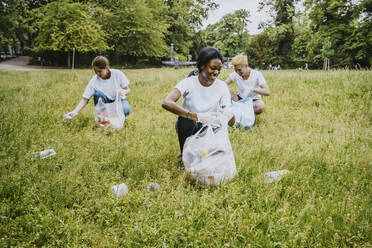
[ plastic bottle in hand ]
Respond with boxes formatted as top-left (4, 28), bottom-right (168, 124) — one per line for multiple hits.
top-left (264, 170), bottom-right (290, 183)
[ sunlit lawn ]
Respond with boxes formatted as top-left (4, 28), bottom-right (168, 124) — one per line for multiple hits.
top-left (0, 68), bottom-right (371, 247)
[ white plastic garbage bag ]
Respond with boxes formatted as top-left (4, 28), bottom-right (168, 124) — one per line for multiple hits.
top-left (230, 97), bottom-right (255, 130)
top-left (182, 115), bottom-right (237, 186)
top-left (94, 92), bottom-right (125, 130)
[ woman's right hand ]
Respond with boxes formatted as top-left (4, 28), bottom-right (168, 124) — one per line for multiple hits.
top-left (63, 111), bottom-right (78, 121)
top-left (63, 99), bottom-right (88, 122)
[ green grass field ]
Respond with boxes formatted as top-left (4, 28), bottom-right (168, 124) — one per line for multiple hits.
top-left (0, 68), bottom-right (371, 247)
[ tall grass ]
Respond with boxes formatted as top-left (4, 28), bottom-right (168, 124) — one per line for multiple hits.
top-left (0, 68), bottom-right (371, 247)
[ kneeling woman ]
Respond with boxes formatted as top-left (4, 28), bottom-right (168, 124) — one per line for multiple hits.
top-left (162, 47), bottom-right (234, 156)
top-left (64, 56), bottom-right (131, 121)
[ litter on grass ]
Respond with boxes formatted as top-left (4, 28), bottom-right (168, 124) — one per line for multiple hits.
top-left (111, 183), bottom-right (128, 198)
top-left (32, 149), bottom-right (56, 159)
top-left (147, 182), bottom-right (160, 193)
top-left (264, 170), bottom-right (290, 183)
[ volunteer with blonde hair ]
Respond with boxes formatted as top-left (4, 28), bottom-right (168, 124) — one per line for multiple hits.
top-left (63, 56), bottom-right (131, 121)
top-left (225, 54), bottom-right (270, 114)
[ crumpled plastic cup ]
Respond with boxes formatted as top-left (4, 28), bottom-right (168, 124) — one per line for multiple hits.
top-left (111, 183), bottom-right (128, 198)
top-left (147, 182), bottom-right (160, 193)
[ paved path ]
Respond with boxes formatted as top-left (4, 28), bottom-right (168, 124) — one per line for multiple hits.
top-left (0, 56), bottom-right (64, 71)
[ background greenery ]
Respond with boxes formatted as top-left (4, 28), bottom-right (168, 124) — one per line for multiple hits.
top-left (1, 0), bottom-right (371, 68)
top-left (0, 68), bottom-right (371, 247)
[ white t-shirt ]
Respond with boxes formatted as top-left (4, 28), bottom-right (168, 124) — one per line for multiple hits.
top-left (175, 76), bottom-right (231, 113)
top-left (82, 69), bottom-right (130, 100)
top-left (228, 69), bottom-right (267, 100)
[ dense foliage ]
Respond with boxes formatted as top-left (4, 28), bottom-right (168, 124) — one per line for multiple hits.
top-left (1, 0), bottom-right (370, 68)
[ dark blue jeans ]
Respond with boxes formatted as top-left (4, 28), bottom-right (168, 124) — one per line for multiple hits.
top-left (93, 91), bottom-right (130, 116)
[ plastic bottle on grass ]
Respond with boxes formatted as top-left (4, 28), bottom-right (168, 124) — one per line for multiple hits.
top-left (264, 170), bottom-right (290, 183)
top-left (111, 183), bottom-right (128, 198)
top-left (33, 149), bottom-right (56, 159)
top-left (147, 182), bottom-right (160, 193)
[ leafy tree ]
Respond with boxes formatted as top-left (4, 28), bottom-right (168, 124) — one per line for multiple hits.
top-left (321, 37), bottom-right (334, 69)
top-left (27, 0), bottom-right (56, 9)
top-left (304, 0), bottom-right (358, 67)
top-left (202, 23), bottom-right (218, 47)
top-left (291, 11), bottom-right (312, 67)
top-left (343, 0), bottom-right (372, 67)
top-left (0, 0), bottom-right (28, 51)
top-left (164, 0), bottom-right (218, 57)
top-left (246, 32), bottom-right (272, 68)
top-left (258, 0), bottom-right (299, 67)
top-left (32, 0), bottom-right (109, 66)
top-left (259, 0), bottom-right (298, 26)
top-left (189, 30), bottom-right (208, 60)
top-left (86, 0), bottom-right (169, 62)
top-left (204, 9), bottom-right (251, 58)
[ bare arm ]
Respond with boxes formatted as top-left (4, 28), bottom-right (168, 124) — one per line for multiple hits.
top-left (253, 84), bottom-right (270, 96)
top-left (64, 98), bottom-right (89, 120)
top-left (225, 77), bottom-right (233, 85)
top-left (122, 86), bottom-right (130, 95)
top-left (161, 88), bottom-right (198, 121)
top-left (72, 98), bottom-right (89, 114)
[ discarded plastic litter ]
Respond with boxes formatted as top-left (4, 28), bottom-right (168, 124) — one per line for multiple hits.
top-left (264, 170), bottom-right (290, 183)
top-left (147, 182), bottom-right (160, 193)
top-left (33, 149), bottom-right (56, 159)
top-left (111, 183), bottom-right (128, 198)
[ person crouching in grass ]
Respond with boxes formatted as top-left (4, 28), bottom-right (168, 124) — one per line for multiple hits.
top-left (162, 47), bottom-right (235, 157)
top-left (225, 53), bottom-right (270, 114)
top-left (63, 56), bottom-right (131, 121)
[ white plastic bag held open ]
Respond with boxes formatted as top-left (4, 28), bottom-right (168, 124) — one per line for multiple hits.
top-left (230, 97), bottom-right (255, 130)
top-left (182, 115), bottom-right (237, 186)
top-left (94, 91), bottom-right (125, 130)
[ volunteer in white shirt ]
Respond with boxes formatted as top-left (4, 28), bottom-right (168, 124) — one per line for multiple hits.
top-left (63, 56), bottom-right (131, 121)
top-left (225, 54), bottom-right (270, 114)
top-left (162, 47), bottom-right (234, 156)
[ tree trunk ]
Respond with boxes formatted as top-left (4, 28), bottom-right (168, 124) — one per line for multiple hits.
top-left (323, 57), bottom-right (329, 70)
top-left (67, 51), bottom-right (71, 67)
top-left (328, 58), bottom-right (330, 70)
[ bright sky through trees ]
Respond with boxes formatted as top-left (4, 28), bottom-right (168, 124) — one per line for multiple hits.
top-left (203, 0), bottom-right (304, 34)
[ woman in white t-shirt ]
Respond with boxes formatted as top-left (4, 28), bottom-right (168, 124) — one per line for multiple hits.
top-left (162, 47), bottom-right (234, 156)
top-left (225, 54), bottom-right (270, 114)
top-left (63, 56), bottom-right (131, 121)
